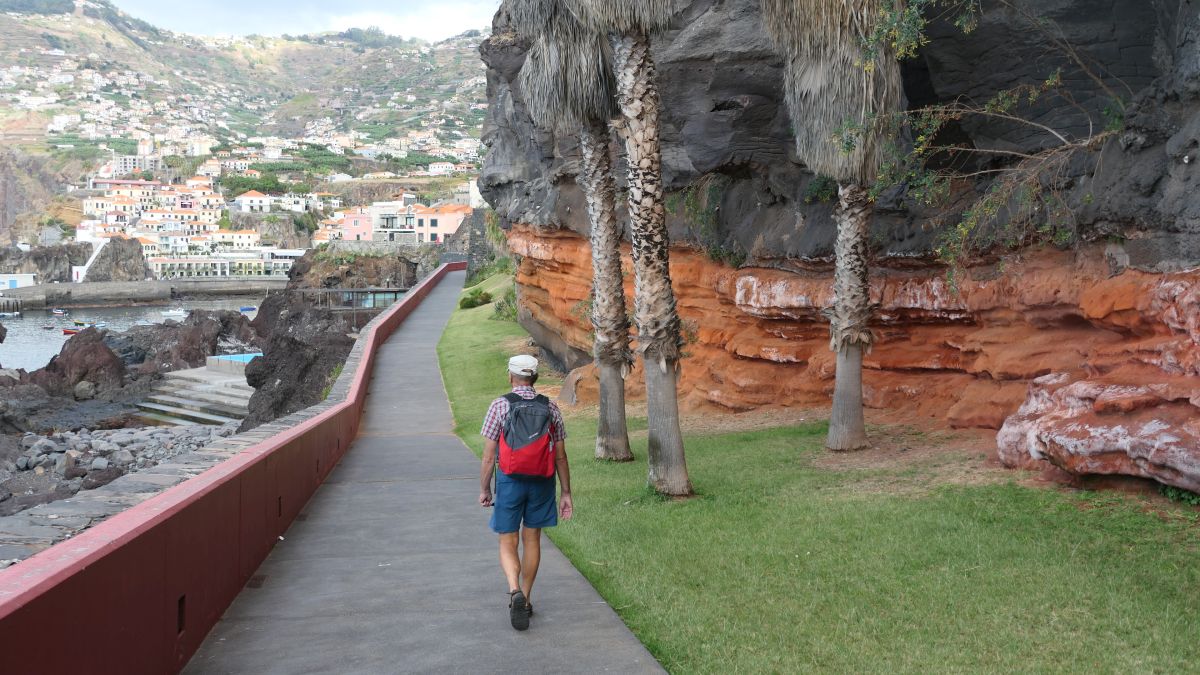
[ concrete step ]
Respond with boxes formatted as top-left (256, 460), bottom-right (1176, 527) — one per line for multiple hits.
top-left (147, 394), bottom-right (247, 419)
top-left (157, 381), bottom-right (253, 401)
top-left (135, 402), bottom-right (240, 426)
top-left (163, 370), bottom-right (255, 393)
top-left (154, 384), bottom-right (253, 406)
top-left (135, 412), bottom-right (195, 427)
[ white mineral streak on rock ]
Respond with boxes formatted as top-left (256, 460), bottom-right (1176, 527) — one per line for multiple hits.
top-left (997, 375), bottom-right (1200, 492)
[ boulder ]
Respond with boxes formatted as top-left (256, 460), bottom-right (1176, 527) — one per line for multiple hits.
top-left (73, 380), bottom-right (97, 401)
top-left (81, 236), bottom-right (150, 282)
top-left (111, 449), bottom-right (134, 466)
top-left (104, 310), bottom-right (261, 376)
top-left (89, 457), bottom-right (109, 472)
top-left (998, 374), bottom-right (1200, 493)
top-left (27, 328), bottom-right (126, 397)
top-left (240, 303), bottom-right (354, 431)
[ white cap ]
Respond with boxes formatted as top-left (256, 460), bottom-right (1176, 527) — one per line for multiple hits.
top-left (508, 354), bottom-right (538, 377)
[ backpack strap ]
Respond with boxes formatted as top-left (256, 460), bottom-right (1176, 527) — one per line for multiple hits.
top-left (534, 395), bottom-right (549, 405)
top-left (503, 392), bottom-right (522, 404)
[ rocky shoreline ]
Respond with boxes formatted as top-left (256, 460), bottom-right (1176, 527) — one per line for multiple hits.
top-left (0, 423), bottom-right (237, 518)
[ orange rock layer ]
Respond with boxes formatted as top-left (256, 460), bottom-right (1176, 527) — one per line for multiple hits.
top-left (508, 225), bottom-right (1200, 484)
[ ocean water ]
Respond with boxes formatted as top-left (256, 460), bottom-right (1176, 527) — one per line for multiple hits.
top-left (0, 298), bottom-right (263, 372)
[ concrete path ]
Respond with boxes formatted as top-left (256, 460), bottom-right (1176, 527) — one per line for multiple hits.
top-left (186, 271), bottom-right (662, 674)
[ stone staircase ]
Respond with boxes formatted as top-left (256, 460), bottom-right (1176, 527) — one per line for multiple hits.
top-left (136, 367), bottom-right (254, 427)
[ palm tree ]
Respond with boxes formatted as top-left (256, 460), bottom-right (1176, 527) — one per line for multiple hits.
top-left (511, 0), bottom-right (635, 461)
top-left (564, 0), bottom-right (692, 495)
top-left (760, 0), bottom-right (903, 451)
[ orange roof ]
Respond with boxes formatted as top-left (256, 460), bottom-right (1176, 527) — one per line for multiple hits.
top-left (136, 237), bottom-right (157, 245)
top-left (238, 190), bottom-right (267, 198)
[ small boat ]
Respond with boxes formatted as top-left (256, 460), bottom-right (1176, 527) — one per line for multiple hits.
top-left (51, 308), bottom-right (67, 315)
top-left (93, 322), bottom-right (107, 329)
top-left (239, 306), bottom-right (257, 312)
top-left (73, 320), bottom-right (90, 326)
top-left (160, 308), bottom-right (188, 318)
top-left (0, 311), bottom-right (18, 318)
top-left (42, 324), bottom-right (55, 330)
top-left (62, 328), bottom-right (79, 335)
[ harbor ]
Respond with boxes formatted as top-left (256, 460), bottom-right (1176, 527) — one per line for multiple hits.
top-left (0, 298), bottom-right (263, 371)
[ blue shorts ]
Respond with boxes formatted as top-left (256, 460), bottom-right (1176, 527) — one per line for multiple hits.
top-left (490, 472), bottom-right (558, 534)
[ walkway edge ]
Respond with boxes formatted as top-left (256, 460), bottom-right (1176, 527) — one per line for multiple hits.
top-left (0, 262), bottom-right (467, 675)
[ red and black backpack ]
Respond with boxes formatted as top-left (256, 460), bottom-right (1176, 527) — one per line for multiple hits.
top-left (498, 393), bottom-right (556, 479)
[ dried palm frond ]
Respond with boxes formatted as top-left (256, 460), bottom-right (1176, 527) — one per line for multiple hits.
top-left (760, 0), bottom-right (903, 185)
top-left (506, 0), bottom-right (557, 40)
top-left (518, 1), bottom-right (618, 130)
top-left (563, 0), bottom-right (677, 35)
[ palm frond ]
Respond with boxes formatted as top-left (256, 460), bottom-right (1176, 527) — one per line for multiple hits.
top-left (564, 0), bottom-right (677, 34)
top-left (760, 0), bottom-right (903, 185)
top-left (518, 1), bottom-right (618, 129)
top-left (506, 0), bottom-right (557, 39)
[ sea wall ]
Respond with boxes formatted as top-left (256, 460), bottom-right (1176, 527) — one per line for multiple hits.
top-left (5, 278), bottom-right (288, 309)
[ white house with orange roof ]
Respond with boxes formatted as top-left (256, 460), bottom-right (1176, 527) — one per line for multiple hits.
top-left (235, 190), bottom-right (274, 213)
top-left (136, 237), bottom-right (159, 256)
top-left (186, 175), bottom-right (214, 189)
top-left (212, 229), bottom-right (262, 248)
top-left (196, 159), bottom-right (223, 177)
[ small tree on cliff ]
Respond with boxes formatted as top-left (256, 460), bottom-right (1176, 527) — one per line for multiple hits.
top-left (511, 0), bottom-right (636, 462)
top-left (760, 0), bottom-right (903, 451)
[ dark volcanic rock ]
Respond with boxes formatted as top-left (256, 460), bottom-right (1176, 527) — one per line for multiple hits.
top-left (104, 310), bottom-right (260, 375)
top-left (0, 243), bottom-right (92, 283)
top-left (240, 304), bottom-right (354, 431)
top-left (82, 236), bottom-right (150, 282)
top-left (480, 0), bottom-right (1200, 270)
top-left (27, 328), bottom-right (125, 397)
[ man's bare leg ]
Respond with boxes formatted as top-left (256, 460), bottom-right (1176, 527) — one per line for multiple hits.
top-left (499, 532), bottom-right (521, 593)
top-left (520, 527), bottom-right (542, 606)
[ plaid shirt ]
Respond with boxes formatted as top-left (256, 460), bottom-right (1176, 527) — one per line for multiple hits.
top-left (481, 385), bottom-right (566, 443)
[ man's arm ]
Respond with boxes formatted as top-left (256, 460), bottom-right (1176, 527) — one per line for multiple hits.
top-left (480, 438), bottom-right (497, 507)
top-left (555, 440), bottom-right (572, 520)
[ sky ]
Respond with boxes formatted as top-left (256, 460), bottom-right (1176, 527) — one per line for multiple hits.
top-left (109, 0), bottom-right (501, 42)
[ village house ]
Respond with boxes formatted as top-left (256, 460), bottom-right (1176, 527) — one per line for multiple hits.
top-left (212, 229), bottom-right (262, 248)
top-left (235, 190), bottom-right (274, 213)
top-left (412, 203), bottom-right (472, 244)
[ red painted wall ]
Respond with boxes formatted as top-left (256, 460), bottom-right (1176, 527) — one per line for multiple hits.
top-left (0, 262), bottom-right (466, 674)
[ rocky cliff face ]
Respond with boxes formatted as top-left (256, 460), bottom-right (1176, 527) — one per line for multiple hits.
top-left (0, 243), bottom-right (92, 283)
top-left (83, 237), bottom-right (150, 282)
top-left (480, 1), bottom-right (1200, 490)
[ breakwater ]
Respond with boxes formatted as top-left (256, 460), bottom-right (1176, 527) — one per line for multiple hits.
top-left (5, 278), bottom-right (289, 309)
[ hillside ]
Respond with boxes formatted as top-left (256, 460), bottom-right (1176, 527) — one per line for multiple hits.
top-left (0, 0), bottom-right (488, 144)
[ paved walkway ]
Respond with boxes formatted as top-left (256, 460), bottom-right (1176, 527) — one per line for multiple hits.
top-left (186, 271), bottom-right (662, 674)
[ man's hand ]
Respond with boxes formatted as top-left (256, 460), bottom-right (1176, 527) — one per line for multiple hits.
top-left (479, 490), bottom-right (493, 507)
top-left (559, 492), bottom-right (573, 520)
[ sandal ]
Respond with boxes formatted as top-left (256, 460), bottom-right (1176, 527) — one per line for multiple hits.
top-left (509, 590), bottom-right (530, 631)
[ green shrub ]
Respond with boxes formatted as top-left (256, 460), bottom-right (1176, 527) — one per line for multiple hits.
top-left (1160, 485), bottom-right (1200, 506)
top-left (459, 288), bottom-right (493, 309)
top-left (491, 285), bottom-right (518, 321)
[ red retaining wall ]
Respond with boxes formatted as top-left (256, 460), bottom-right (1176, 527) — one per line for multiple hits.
top-left (0, 262), bottom-right (466, 674)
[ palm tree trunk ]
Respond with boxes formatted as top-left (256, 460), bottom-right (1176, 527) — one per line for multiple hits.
top-left (610, 30), bottom-right (692, 495)
top-left (579, 120), bottom-right (634, 462)
top-left (826, 182), bottom-right (872, 451)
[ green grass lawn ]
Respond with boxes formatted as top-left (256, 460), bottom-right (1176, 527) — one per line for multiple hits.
top-left (438, 275), bottom-right (1200, 673)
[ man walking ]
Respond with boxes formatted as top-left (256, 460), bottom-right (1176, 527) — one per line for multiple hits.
top-left (479, 354), bottom-right (573, 631)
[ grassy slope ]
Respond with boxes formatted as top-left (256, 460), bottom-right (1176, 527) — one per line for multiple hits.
top-left (438, 275), bottom-right (1200, 673)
